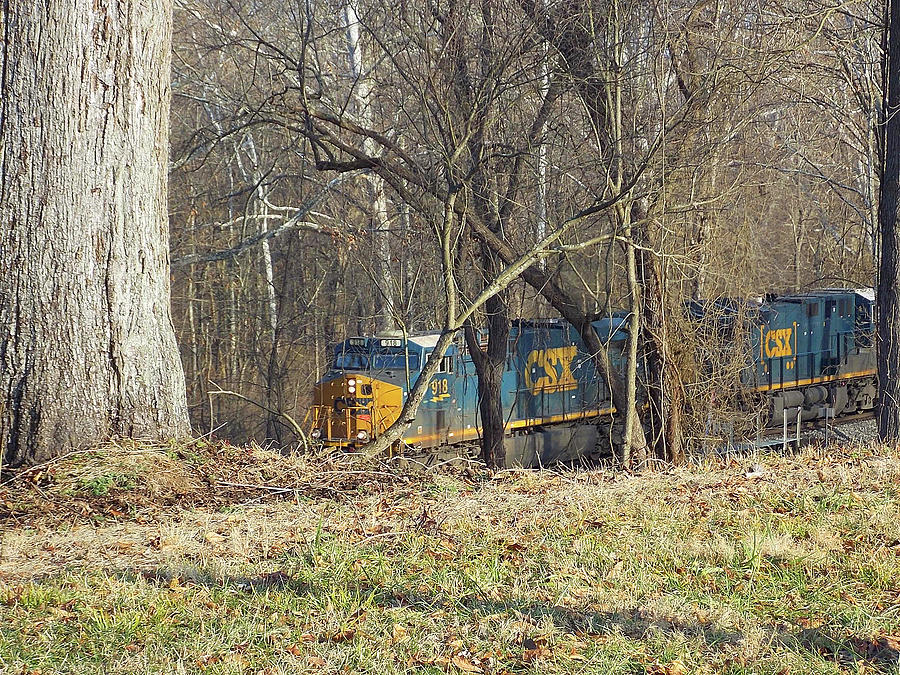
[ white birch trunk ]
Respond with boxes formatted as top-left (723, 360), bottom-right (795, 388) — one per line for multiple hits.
top-left (343, 0), bottom-right (396, 333)
top-left (536, 45), bottom-right (550, 268)
top-left (238, 134), bottom-right (279, 346)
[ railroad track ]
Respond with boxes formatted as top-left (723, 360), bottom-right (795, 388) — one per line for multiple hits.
top-left (394, 412), bottom-right (879, 468)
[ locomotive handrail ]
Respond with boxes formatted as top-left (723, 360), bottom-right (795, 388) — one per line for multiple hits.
top-left (764, 335), bottom-right (862, 388)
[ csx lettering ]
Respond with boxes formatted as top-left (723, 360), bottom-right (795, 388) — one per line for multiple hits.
top-left (765, 328), bottom-right (793, 358)
top-left (524, 345), bottom-right (578, 394)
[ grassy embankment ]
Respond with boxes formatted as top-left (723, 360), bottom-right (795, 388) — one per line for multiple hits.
top-left (1, 441), bottom-right (899, 674)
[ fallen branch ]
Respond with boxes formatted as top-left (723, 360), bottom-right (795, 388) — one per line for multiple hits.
top-left (215, 480), bottom-right (296, 494)
top-left (207, 384), bottom-right (309, 448)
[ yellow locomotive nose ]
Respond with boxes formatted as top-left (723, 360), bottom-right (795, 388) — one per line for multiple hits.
top-left (308, 374), bottom-right (403, 447)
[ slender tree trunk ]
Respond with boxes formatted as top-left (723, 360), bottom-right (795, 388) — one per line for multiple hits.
top-left (0, 0), bottom-right (190, 466)
top-left (610, 2), bottom-right (647, 466)
top-left (187, 212), bottom-right (201, 395)
top-left (440, 0), bottom-right (511, 467)
top-left (635, 221), bottom-right (684, 464)
top-left (343, 0), bottom-right (396, 333)
top-left (878, 0), bottom-right (900, 441)
top-left (226, 167), bottom-right (240, 384)
top-left (466, 199), bottom-right (510, 467)
top-left (536, 43), bottom-right (550, 267)
top-left (464, 289), bottom-right (509, 468)
top-left (623, 223), bottom-right (641, 466)
top-left (236, 133), bottom-right (282, 440)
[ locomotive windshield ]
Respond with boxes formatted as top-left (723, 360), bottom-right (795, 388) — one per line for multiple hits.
top-left (334, 350), bottom-right (419, 372)
top-left (373, 353), bottom-right (419, 371)
top-left (334, 351), bottom-right (368, 370)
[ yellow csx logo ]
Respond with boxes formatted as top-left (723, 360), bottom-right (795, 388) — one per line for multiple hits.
top-left (524, 345), bottom-right (578, 395)
top-left (765, 327), bottom-right (793, 358)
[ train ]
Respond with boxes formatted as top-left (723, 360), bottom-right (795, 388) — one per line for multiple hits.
top-left (307, 288), bottom-right (877, 465)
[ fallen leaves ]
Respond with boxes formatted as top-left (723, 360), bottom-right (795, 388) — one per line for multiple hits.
top-left (391, 623), bottom-right (409, 644)
top-left (452, 654), bottom-right (483, 672)
top-left (196, 646), bottom-right (250, 670)
top-left (203, 530), bottom-right (227, 544)
top-left (881, 635), bottom-right (900, 651)
top-left (325, 628), bottom-right (356, 643)
top-left (647, 659), bottom-right (688, 675)
top-left (849, 634), bottom-right (900, 662)
top-left (48, 606), bottom-right (76, 622)
top-left (521, 636), bottom-right (552, 663)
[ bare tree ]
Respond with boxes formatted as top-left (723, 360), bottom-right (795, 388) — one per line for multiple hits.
top-left (163, 0), bottom-right (885, 457)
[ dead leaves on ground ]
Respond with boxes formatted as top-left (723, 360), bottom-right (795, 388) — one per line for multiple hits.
top-left (646, 660), bottom-right (688, 675)
top-left (409, 632), bottom-right (558, 673)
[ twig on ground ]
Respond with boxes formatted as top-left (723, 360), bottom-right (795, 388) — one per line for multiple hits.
top-left (215, 480), bottom-right (296, 494)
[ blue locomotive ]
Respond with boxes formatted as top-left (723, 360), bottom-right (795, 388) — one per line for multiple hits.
top-left (746, 289), bottom-right (876, 424)
top-left (308, 289), bottom-right (876, 465)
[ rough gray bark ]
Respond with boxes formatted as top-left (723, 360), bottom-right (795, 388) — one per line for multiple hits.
top-left (878, 0), bottom-right (900, 441)
top-left (0, 0), bottom-right (190, 466)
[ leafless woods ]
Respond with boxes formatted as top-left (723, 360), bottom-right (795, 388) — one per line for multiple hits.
top-left (167, 0), bottom-right (881, 459)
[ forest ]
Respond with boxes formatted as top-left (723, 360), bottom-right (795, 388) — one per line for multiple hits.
top-left (166, 0), bottom-right (881, 458)
top-left (0, 0), bottom-right (890, 469)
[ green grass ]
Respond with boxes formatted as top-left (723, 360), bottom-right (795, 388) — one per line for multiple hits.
top-left (2, 445), bottom-right (900, 674)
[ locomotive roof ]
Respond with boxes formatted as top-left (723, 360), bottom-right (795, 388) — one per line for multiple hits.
top-left (406, 333), bottom-right (441, 349)
top-left (347, 332), bottom-right (448, 350)
top-left (773, 288), bottom-right (873, 302)
top-left (366, 316), bottom-right (631, 348)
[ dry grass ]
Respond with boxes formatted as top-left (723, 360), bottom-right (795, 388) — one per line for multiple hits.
top-left (1, 441), bottom-right (900, 674)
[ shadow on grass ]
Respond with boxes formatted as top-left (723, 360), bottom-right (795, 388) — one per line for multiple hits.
top-left (127, 566), bottom-right (900, 672)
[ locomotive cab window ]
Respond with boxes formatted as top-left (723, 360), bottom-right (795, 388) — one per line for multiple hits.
top-left (806, 303), bottom-right (819, 317)
top-left (439, 356), bottom-right (454, 373)
top-left (366, 352), bottom-right (420, 371)
top-left (335, 351), bottom-right (369, 370)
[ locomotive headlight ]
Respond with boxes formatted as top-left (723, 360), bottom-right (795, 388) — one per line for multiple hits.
top-left (311, 429), bottom-right (321, 439)
top-left (348, 385), bottom-right (356, 394)
top-left (356, 430), bottom-right (369, 441)
top-left (348, 378), bottom-right (356, 387)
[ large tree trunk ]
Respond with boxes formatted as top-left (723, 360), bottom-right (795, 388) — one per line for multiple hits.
top-left (878, 0), bottom-right (900, 441)
top-left (0, 0), bottom-right (190, 466)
